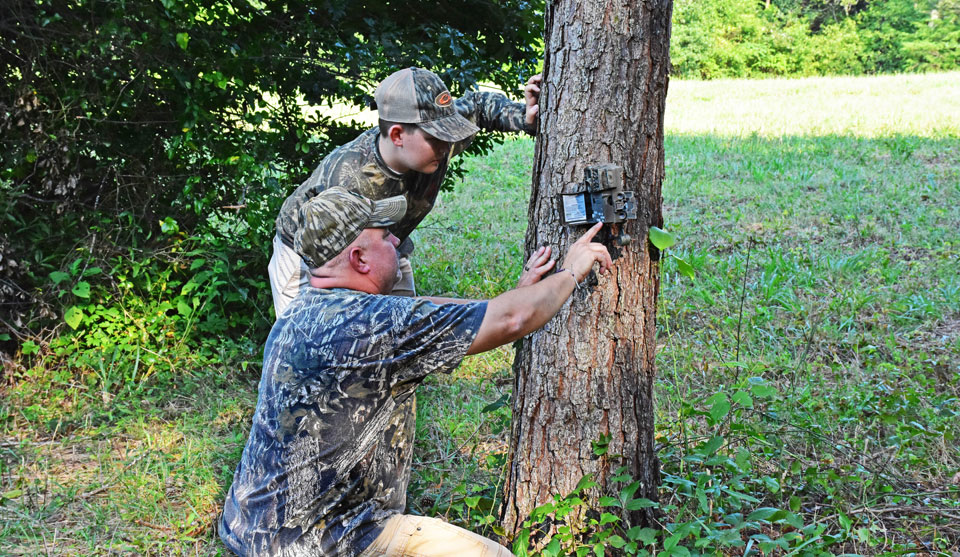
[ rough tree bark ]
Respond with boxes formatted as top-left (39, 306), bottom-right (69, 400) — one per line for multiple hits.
top-left (502, 0), bottom-right (673, 536)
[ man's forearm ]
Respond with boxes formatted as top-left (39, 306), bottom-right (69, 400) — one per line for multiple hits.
top-left (417, 296), bottom-right (475, 305)
top-left (466, 271), bottom-right (577, 355)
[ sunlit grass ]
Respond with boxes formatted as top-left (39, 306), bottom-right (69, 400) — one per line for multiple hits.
top-left (666, 71), bottom-right (960, 138)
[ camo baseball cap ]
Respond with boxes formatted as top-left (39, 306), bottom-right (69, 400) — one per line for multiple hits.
top-left (294, 187), bottom-right (407, 269)
top-left (375, 67), bottom-right (480, 143)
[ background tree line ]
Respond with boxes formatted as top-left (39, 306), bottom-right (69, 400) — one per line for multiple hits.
top-left (1, 0), bottom-right (958, 360)
top-left (672, 0), bottom-right (960, 78)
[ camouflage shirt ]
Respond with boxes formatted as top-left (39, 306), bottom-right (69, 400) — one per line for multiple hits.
top-left (219, 288), bottom-right (486, 556)
top-left (276, 91), bottom-right (533, 252)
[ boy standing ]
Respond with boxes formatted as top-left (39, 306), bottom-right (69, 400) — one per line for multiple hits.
top-left (269, 67), bottom-right (541, 315)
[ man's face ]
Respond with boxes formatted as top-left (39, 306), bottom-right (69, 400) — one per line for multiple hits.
top-left (401, 127), bottom-right (450, 174)
top-left (359, 228), bottom-right (402, 294)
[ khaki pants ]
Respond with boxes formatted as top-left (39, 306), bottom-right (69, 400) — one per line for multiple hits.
top-left (359, 515), bottom-right (511, 557)
top-left (268, 234), bottom-right (416, 318)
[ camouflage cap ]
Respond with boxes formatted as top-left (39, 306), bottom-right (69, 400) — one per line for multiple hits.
top-left (295, 187), bottom-right (407, 269)
top-left (375, 67), bottom-right (480, 143)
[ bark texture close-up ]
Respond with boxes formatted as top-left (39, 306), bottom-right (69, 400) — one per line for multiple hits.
top-left (502, 0), bottom-right (674, 535)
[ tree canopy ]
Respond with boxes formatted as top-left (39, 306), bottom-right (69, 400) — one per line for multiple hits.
top-left (0, 0), bottom-right (544, 339)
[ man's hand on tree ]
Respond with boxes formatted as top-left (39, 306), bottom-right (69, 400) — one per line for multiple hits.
top-left (517, 245), bottom-right (555, 288)
top-left (560, 222), bottom-right (613, 283)
top-left (524, 74), bottom-right (543, 126)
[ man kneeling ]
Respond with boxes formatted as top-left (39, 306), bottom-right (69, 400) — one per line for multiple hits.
top-left (220, 187), bottom-right (612, 556)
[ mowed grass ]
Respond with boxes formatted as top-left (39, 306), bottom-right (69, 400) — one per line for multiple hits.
top-left (1, 71), bottom-right (958, 554)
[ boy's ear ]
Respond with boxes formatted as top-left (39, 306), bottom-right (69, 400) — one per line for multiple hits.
top-left (388, 124), bottom-right (405, 147)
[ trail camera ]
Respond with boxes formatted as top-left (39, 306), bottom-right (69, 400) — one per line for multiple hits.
top-left (559, 164), bottom-right (637, 226)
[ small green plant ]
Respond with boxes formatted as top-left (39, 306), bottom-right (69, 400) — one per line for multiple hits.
top-left (649, 226), bottom-right (695, 279)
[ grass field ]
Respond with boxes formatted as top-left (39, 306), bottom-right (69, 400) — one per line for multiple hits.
top-left (2, 71), bottom-right (959, 554)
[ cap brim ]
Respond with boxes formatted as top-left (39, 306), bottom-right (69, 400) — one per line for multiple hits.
top-left (419, 113), bottom-right (480, 143)
top-left (366, 195), bottom-right (407, 227)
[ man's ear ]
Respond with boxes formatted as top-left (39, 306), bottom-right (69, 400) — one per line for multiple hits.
top-left (347, 246), bottom-right (370, 274)
top-left (388, 124), bottom-right (405, 147)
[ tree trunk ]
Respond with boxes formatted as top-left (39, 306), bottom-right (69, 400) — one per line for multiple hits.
top-left (502, 0), bottom-right (672, 537)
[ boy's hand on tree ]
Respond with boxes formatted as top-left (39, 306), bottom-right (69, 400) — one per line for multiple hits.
top-left (524, 74), bottom-right (543, 125)
top-left (561, 222), bottom-right (613, 282)
top-left (517, 245), bottom-right (555, 288)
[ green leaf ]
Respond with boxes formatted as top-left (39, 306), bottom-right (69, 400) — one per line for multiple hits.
top-left (608, 535), bottom-right (626, 549)
top-left (721, 487), bottom-right (761, 503)
top-left (160, 217), bottom-right (180, 235)
top-left (49, 271), bottom-right (70, 285)
top-left (750, 383), bottom-right (778, 398)
top-left (663, 532), bottom-right (682, 552)
top-left (177, 300), bottom-right (192, 316)
top-left (709, 394), bottom-right (731, 422)
top-left (784, 511), bottom-right (804, 529)
top-left (649, 226), bottom-right (676, 250)
top-left (21, 340), bottom-right (39, 355)
top-left (1, 489), bottom-right (23, 500)
top-left (82, 266), bottom-right (103, 277)
top-left (625, 497), bottom-right (657, 510)
top-left (701, 435), bottom-right (724, 455)
top-left (64, 306), bottom-right (84, 329)
top-left (747, 507), bottom-right (780, 522)
top-left (627, 526), bottom-right (658, 545)
top-left (599, 496), bottom-right (622, 508)
top-left (512, 529), bottom-right (530, 557)
top-left (574, 474), bottom-right (598, 493)
top-left (600, 512), bottom-right (620, 525)
top-left (176, 32), bottom-right (190, 50)
top-left (732, 390), bottom-right (754, 408)
top-left (673, 255), bottom-right (695, 278)
top-left (762, 476), bottom-right (780, 493)
top-left (190, 258), bottom-right (206, 271)
top-left (71, 281), bottom-right (91, 298)
top-left (789, 495), bottom-right (801, 512)
top-left (481, 393), bottom-right (509, 413)
top-left (464, 496), bottom-right (480, 509)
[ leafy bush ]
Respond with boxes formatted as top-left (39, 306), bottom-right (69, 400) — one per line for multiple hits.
top-left (0, 0), bottom-right (544, 356)
top-left (7, 212), bottom-right (271, 425)
top-left (670, 0), bottom-right (960, 78)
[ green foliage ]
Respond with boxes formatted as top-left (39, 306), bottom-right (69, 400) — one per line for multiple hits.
top-left (671, 0), bottom-right (960, 78)
top-left (0, 0), bottom-right (543, 337)
top-left (649, 227), bottom-right (695, 279)
top-left (9, 215), bottom-right (269, 425)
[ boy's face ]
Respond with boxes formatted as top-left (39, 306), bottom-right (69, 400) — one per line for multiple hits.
top-left (399, 126), bottom-right (450, 174)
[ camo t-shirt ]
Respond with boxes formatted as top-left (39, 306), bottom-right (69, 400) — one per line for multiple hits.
top-left (219, 288), bottom-right (486, 556)
top-left (275, 91), bottom-right (533, 252)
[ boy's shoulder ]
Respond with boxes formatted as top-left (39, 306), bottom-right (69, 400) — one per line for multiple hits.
top-left (320, 127), bottom-right (379, 168)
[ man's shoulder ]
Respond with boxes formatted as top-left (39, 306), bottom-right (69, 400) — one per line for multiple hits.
top-left (283, 289), bottom-right (417, 325)
top-left (282, 290), bottom-right (482, 333)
